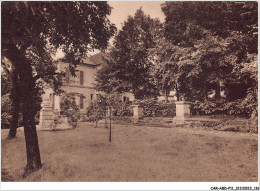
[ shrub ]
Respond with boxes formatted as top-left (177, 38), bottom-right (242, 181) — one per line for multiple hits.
top-left (1, 94), bottom-right (12, 128)
top-left (1, 94), bottom-right (23, 129)
top-left (108, 99), bottom-right (175, 117)
top-left (191, 97), bottom-right (257, 118)
top-left (137, 99), bottom-right (176, 117)
top-left (112, 103), bottom-right (133, 117)
top-left (119, 109), bottom-right (132, 116)
top-left (85, 101), bottom-right (106, 120)
top-left (60, 92), bottom-right (80, 127)
top-left (82, 116), bottom-right (97, 122)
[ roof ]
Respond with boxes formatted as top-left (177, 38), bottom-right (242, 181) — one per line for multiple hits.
top-left (87, 52), bottom-right (109, 66)
top-left (56, 52), bottom-right (108, 66)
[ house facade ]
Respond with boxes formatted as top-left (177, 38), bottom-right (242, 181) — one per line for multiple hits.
top-left (42, 53), bottom-right (134, 115)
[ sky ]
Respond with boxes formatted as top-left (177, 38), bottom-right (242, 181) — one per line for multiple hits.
top-left (108, 1), bottom-right (165, 30)
top-left (55, 1), bottom-right (165, 59)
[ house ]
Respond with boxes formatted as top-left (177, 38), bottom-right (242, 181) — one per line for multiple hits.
top-left (157, 90), bottom-right (178, 101)
top-left (42, 52), bottom-right (134, 115)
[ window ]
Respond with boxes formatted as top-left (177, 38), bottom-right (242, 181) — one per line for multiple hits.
top-left (80, 95), bottom-right (84, 109)
top-left (90, 94), bottom-right (93, 100)
top-left (80, 71), bottom-right (84, 85)
top-left (65, 68), bottom-right (70, 84)
top-left (69, 70), bottom-right (80, 85)
top-left (65, 69), bottom-right (84, 86)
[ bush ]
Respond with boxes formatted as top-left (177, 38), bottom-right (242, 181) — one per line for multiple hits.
top-left (108, 99), bottom-right (175, 117)
top-left (215, 115), bottom-right (258, 133)
top-left (119, 109), bottom-right (132, 116)
top-left (81, 116), bottom-right (97, 122)
top-left (137, 99), bottom-right (176, 117)
top-left (191, 100), bottom-right (225, 115)
top-left (60, 92), bottom-right (80, 127)
top-left (86, 101), bottom-right (106, 120)
top-left (191, 97), bottom-right (257, 118)
top-left (1, 94), bottom-right (23, 129)
top-left (112, 103), bottom-right (133, 117)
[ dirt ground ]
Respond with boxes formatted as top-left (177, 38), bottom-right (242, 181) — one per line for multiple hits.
top-left (1, 122), bottom-right (258, 182)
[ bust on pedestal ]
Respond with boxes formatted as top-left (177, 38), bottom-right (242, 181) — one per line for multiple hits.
top-left (39, 99), bottom-right (55, 129)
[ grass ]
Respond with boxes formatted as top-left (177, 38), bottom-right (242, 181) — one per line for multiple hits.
top-left (112, 115), bottom-right (258, 133)
top-left (1, 121), bottom-right (258, 182)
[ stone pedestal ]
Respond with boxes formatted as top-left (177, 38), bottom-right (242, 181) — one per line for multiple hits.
top-left (39, 99), bottom-right (55, 129)
top-left (174, 100), bottom-right (191, 121)
top-left (132, 105), bottom-right (144, 122)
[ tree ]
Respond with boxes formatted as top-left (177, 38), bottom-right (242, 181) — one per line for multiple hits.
top-left (162, 1), bottom-right (257, 50)
top-left (182, 31), bottom-right (233, 101)
top-left (85, 95), bottom-right (107, 128)
top-left (161, 1), bottom-right (257, 102)
top-left (96, 8), bottom-right (162, 99)
top-left (95, 54), bottom-right (132, 95)
top-left (158, 1), bottom-right (257, 117)
top-left (149, 39), bottom-right (193, 101)
top-left (1, 2), bottom-right (116, 174)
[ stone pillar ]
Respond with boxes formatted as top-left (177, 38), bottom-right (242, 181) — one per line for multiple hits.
top-left (39, 99), bottom-right (55, 129)
top-left (132, 105), bottom-right (144, 122)
top-left (54, 95), bottom-right (61, 112)
top-left (174, 100), bottom-right (191, 121)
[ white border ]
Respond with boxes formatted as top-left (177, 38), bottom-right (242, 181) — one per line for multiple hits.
top-left (1, 0), bottom-right (259, 190)
top-left (1, 182), bottom-right (260, 190)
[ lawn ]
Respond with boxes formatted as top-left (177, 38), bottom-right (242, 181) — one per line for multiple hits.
top-left (1, 122), bottom-right (258, 182)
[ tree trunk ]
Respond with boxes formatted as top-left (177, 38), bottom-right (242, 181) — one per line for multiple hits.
top-left (105, 107), bottom-right (108, 128)
top-left (20, 63), bottom-right (42, 174)
top-left (175, 84), bottom-right (180, 101)
top-left (8, 69), bottom-right (20, 139)
top-left (23, 120), bottom-right (42, 173)
top-left (109, 106), bottom-right (112, 143)
top-left (5, 45), bottom-right (42, 174)
top-left (21, 72), bottom-right (41, 173)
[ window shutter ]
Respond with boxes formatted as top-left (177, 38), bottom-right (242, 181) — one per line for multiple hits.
top-left (80, 95), bottom-right (84, 109)
top-left (80, 71), bottom-right (84, 85)
top-left (65, 68), bottom-right (70, 84)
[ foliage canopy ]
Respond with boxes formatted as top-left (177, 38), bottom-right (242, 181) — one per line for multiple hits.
top-left (1, 1), bottom-right (116, 172)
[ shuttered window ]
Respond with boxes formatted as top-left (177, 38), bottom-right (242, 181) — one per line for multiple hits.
top-left (80, 95), bottom-right (84, 109)
top-left (80, 71), bottom-right (84, 85)
top-left (65, 68), bottom-right (70, 84)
